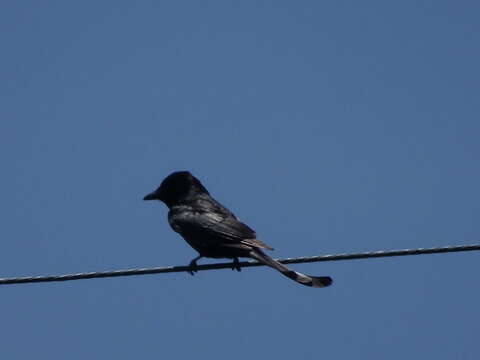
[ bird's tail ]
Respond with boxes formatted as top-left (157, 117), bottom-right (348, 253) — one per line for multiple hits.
top-left (249, 249), bottom-right (332, 288)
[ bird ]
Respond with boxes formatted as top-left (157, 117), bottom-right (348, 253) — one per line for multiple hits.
top-left (143, 171), bottom-right (332, 288)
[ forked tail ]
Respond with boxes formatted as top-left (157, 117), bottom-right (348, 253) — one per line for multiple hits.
top-left (249, 249), bottom-right (332, 288)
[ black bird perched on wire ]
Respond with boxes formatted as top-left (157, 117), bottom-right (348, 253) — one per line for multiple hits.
top-left (143, 171), bottom-right (332, 288)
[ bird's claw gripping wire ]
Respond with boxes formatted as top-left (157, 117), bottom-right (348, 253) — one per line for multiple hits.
top-left (231, 257), bottom-right (242, 272)
top-left (188, 261), bottom-right (198, 275)
top-left (188, 256), bottom-right (241, 275)
top-left (188, 255), bottom-right (203, 275)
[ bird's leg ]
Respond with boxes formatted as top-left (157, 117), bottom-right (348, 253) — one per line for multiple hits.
top-left (188, 255), bottom-right (203, 276)
top-left (231, 257), bottom-right (242, 272)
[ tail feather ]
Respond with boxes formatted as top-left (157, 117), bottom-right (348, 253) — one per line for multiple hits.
top-left (249, 249), bottom-right (332, 288)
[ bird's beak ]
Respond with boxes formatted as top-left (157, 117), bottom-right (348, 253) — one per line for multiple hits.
top-left (143, 191), bottom-right (158, 201)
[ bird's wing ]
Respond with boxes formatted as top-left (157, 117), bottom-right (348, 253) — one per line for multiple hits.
top-left (242, 237), bottom-right (274, 250)
top-left (206, 212), bottom-right (273, 250)
top-left (171, 200), bottom-right (274, 250)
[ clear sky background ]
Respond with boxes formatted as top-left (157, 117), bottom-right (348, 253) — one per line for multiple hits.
top-left (1, 1), bottom-right (479, 359)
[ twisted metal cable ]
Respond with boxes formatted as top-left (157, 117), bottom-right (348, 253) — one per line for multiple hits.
top-left (1, 243), bottom-right (478, 285)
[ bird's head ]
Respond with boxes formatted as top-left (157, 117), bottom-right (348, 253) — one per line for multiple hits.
top-left (143, 171), bottom-right (208, 207)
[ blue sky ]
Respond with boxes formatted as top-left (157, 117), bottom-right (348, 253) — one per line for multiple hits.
top-left (1, 1), bottom-right (479, 359)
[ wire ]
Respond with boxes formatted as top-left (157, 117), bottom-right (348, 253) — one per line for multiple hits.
top-left (1, 243), bottom-right (478, 285)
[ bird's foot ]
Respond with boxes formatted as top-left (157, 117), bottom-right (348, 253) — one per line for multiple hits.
top-left (188, 260), bottom-right (199, 276)
top-left (231, 257), bottom-right (242, 272)
top-left (188, 255), bottom-right (203, 276)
